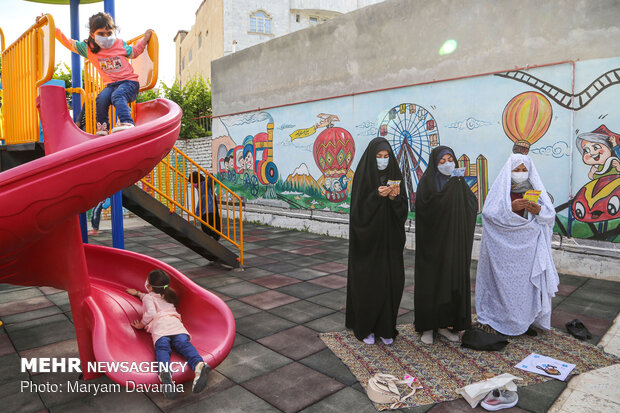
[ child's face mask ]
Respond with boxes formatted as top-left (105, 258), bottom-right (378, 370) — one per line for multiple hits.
top-left (94, 34), bottom-right (116, 49)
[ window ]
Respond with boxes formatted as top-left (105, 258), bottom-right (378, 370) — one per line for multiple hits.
top-left (182, 57), bottom-right (185, 70)
top-left (189, 48), bottom-right (193, 61)
top-left (198, 33), bottom-right (202, 48)
top-left (296, 14), bottom-right (300, 23)
top-left (309, 16), bottom-right (318, 24)
top-left (250, 10), bottom-right (271, 34)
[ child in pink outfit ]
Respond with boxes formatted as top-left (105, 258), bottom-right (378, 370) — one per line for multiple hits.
top-left (56, 12), bottom-right (152, 135)
top-left (127, 269), bottom-right (209, 399)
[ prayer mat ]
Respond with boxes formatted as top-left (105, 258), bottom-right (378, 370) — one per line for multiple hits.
top-left (320, 323), bottom-right (619, 410)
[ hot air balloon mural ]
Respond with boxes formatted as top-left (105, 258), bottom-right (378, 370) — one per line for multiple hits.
top-left (290, 114), bottom-right (355, 203)
top-left (502, 91), bottom-right (553, 154)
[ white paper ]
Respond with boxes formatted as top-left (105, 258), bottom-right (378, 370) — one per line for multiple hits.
top-left (515, 353), bottom-right (576, 381)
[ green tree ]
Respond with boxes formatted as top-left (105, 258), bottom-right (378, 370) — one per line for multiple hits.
top-left (52, 63), bottom-right (73, 107)
top-left (136, 88), bottom-right (159, 103)
top-left (160, 76), bottom-right (212, 139)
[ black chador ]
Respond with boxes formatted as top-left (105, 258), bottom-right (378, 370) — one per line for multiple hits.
top-left (345, 137), bottom-right (408, 341)
top-left (414, 146), bottom-right (477, 333)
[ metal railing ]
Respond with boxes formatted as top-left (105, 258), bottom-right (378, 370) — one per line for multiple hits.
top-left (0, 14), bottom-right (55, 144)
top-left (136, 147), bottom-right (244, 265)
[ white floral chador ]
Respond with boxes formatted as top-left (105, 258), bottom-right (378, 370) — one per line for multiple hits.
top-left (475, 154), bottom-right (559, 335)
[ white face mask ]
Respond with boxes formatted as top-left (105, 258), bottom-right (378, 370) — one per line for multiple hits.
top-left (376, 157), bottom-right (389, 171)
top-left (511, 171), bottom-right (529, 183)
top-left (94, 34), bottom-right (116, 49)
top-left (437, 161), bottom-right (455, 176)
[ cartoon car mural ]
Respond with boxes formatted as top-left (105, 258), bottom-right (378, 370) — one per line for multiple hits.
top-left (572, 174), bottom-right (620, 222)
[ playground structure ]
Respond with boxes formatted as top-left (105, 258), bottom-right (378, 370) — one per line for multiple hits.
top-left (0, 7), bottom-right (238, 386)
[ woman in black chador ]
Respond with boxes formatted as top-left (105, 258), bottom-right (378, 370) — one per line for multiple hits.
top-left (346, 137), bottom-right (408, 345)
top-left (414, 146), bottom-right (477, 344)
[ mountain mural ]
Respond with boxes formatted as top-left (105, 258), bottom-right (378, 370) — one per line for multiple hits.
top-left (283, 163), bottom-right (321, 194)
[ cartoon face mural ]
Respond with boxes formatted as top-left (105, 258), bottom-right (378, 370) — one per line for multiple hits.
top-left (572, 174), bottom-right (620, 222)
top-left (575, 125), bottom-right (620, 180)
top-left (313, 123), bottom-right (355, 203)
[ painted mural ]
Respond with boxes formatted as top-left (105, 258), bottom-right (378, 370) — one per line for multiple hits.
top-left (213, 57), bottom-right (620, 242)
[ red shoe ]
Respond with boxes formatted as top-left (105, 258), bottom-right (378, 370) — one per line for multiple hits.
top-left (88, 229), bottom-right (99, 236)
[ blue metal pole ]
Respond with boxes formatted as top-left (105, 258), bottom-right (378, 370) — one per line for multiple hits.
top-left (70, 0), bottom-right (89, 243)
top-left (103, 0), bottom-right (124, 249)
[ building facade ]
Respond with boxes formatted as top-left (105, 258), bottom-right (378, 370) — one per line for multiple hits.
top-left (174, 0), bottom-right (385, 83)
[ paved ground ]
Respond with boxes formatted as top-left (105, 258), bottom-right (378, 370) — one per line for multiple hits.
top-left (1, 222), bottom-right (619, 413)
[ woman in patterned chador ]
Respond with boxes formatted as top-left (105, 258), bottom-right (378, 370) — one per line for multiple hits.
top-left (475, 153), bottom-right (559, 336)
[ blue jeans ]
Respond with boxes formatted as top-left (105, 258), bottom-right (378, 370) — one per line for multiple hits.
top-left (91, 200), bottom-right (104, 230)
top-left (154, 334), bottom-right (203, 371)
top-left (95, 80), bottom-right (140, 127)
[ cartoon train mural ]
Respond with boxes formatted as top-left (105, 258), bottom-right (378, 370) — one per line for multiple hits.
top-left (218, 123), bottom-right (278, 196)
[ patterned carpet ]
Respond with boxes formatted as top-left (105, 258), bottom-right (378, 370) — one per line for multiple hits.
top-left (320, 324), bottom-right (619, 410)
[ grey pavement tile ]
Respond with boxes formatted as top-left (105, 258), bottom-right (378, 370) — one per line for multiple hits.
top-left (0, 288), bottom-right (43, 304)
top-left (238, 290), bottom-right (299, 310)
top-left (268, 300), bottom-right (336, 324)
top-left (171, 385), bottom-right (280, 413)
top-left (256, 261), bottom-right (303, 274)
top-left (160, 256), bottom-right (184, 264)
top-left (232, 333), bottom-right (251, 348)
top-left (581, 278), bottom-right (620, 294)
top-left (5, 313), bottom-right (70, 333)
top-left (554, 296), bottom-right (619, 320)
top-left (234, 267), bottom-right (276, 280)
top-left (215, 341), bottom-right (292, 383)
top-left (276, 282), bottom-right (333, 299)
top-left (0, 284), bottom-right (28, 292)
top-left (552, 294), bottom-right (567, 309)
top-left (0, 353), bottom-right (30, 386)
top-left (225, 299), bottom-right (262, 319)
top-left (551, 309), bottom-right (611, 337)
top-left (567, 286), bottom-right (620, 309)
top-left (558, 274), bottom-right (588, 287)
top-left (258, 325), bottom-right (326, 360)
top-left (397, 311), bottom-right (415, 325)
top-left (193, 274), bottom-right (244, 290)
top-left (556, 284), bottom-right (578, 297)
top-left (0, 305), bottom-right (63, 325)
top-left (46, 291), bottom-right (70, 307)
top-left (0, 333), bottom-right (15, 357)
top-left (304, 312), bottom-right (346, 333)
top-left (311, 262), bottom-right (349, 274)
top-left (242, 362), bottom-right (344, 413)
top-left (39, 286), bottom-right (64, 295)
top-left (30, 372), bottom-right (109, 409)
top-left (249, 274), bottom-right (301, 289)
top-left (235, 312), bottom-right (296, 340)
top-left (282, 267), bottom-right (329, 281)
top-left (18, 338), bottom-right (80, 363)
top-left (298, 348), bottom-right (358, 386)
top-left (0, 380), bottom-right (46, 413)
top-left (309, 275), bottom-right (347, 289)
top-left (50, 386), bottom-right (161, 413)
top-left (147, 369), bottom-right (234, 412)
top-left (212, 281), bottom-right (269, 298)
top-left (400, 292), bottom-right (415, 310)
top-left (515, 379), bottom-right (566, 413)
top-left (307, 290), bottom-right (347, 311)
top-left (300, 387), bottom-right (377, 413)
top-left (243, 256), bottom-right (278, 267)
top-left (10, 317), bottom-right (76, 351)
top-left (0, 295), bottom-right (54, 317)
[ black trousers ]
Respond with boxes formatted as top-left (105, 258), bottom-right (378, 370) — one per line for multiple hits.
top-left (200, 212), bottom-right (221, 241)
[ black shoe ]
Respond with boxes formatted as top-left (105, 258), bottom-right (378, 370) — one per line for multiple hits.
top-left (525, 326), bottom-right (538, 337)
top-left (566, 319), bottom-right (592, 340)
top-left (192, 362), bottom-right (210, 393)
top-left (159, 371), bottom-right (177, 399)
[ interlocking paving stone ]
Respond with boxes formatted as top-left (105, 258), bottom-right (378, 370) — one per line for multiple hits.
top-left (212, 281), bottom-right (269, 298)
top-left (215, 341), bottom-right (292, 383)
top-left (225, 299), bottom-right (262, 319)
top-left (304, 312), bottom-right (346, 333)
top-left (256, 262), bottom-right (303, 274)
top-left (556, 284), bottom-right (579, 296)
top-left (0, 333), bottom-right (15, 357)
top-left (51, 386), bottom-right (161, 413)
top-left (248, 247), bottom-right (281, 256)
top-left (290, 247), bottom-right (327, 256)
top-left (293, 240), bottom-right (326, 246)
top-left (0, 353), bottom-right (29, 386)
top-left (306, 290), bottom-right (347, 311)
top-left (10, 317), bottom-right (76, 351)
top-left (249, 274), bottom-right (301, 289)
top-left (551, 309), bottom-right (611, 339)
top-left (242, 362), bottom-right (344, 413)
top-left (0, 288), bottom-right (43, 304)
top-left (4, 313), bottom-right (70, 332)
top-left (0, 305), bottom-right (63, 325)
top-left (282, 267), bottom-right (329, 281)
top-left (243, 256), bottom-right (278, 267)
top-left (299, 387), bottom-right (377, 413)
top-left (309, 275), bottom-right (347, 289)
top-left (258, 325), bottom-right (326, 360)
top-left (310, 262), bottom-right (348, 274)
top-left (276, 282), bottom-right (333, 299)
top-left (515, 379), bottom-right (567, 413)
top-left (239, 290), bottom-right (299, 310)
top-left (0, 380), bottom-right (46, 413)
top-left (234, 267), bottom-right (276, 280)
top-left (558, 274), bottom-right (589, 287)
top-left (18, 338), bottom-right (80, 364)
top-left (235, 312), bottom-right (296, 340)
top-left (46, 292), bottom-right (70, 307)
top-left (192, 274), bottom-right (243, 290)
top-left (232, 333), bottom-right (251, 348)
top-left (268, 300), bottom-right (336, 324)
top-left (173, 384), bottom-right (280, 413)
top-left (0, 295), bottom-right (54, 317)
top-left (555, 296), bottom-right (619, 320)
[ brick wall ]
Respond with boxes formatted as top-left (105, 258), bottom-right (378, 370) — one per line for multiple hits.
top-left (174, 137), bottom-right (213, 170)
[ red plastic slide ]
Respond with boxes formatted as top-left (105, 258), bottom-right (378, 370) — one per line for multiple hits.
top-left (0, 85), bottom-right (235, 385)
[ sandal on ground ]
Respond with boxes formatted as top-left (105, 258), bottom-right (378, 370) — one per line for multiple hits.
top-left (566, 319), bottom-right (592, 340)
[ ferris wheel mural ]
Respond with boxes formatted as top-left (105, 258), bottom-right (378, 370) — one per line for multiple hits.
top-left (377, 103), bottom-right (440, 211)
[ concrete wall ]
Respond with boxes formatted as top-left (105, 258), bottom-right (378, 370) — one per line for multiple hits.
top-left (212, 0), bottom-right (620, 116)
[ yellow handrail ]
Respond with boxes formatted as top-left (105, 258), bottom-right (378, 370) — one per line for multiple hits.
top-left (1, 14), bottom-right (55, 144)
top-left (136, 146), bottom-right (244, 265)
top-left (82, 31), bottom-right (159, 134)
top-left (0, 26), bottom-right (5, 51)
